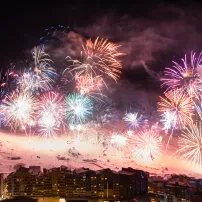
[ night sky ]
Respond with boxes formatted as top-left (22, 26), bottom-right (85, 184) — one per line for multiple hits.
top-left (1, 0), bottom-right (200, 80)
top-left (0, 0), bottom-right (202, 97)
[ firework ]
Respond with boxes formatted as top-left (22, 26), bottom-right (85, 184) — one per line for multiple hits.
top-left (37, 92), bottom-right (64, 137)
top-left (127, 130), bottom-right (134, 136)
top-left (161, 52), bottom-right (202, 95)
top-left (17, 72), bottom-right (52, 93)
top-left (64, 92), bottom-right (93, 124)
top-left (65, 37), bottom-right (124, 82)
top-left (123, 112), bottom-right (143, 129)
top-left (0, 67), bottom-right (19, 99)
top-left (39, 25), bottom-right (70, 44)
top-left (75, 74), bottom-right (103, 94)
top-left (110, 133), bottom-right (127, 148)
top-left (158, 89), bottom-right (193, 128)
top-left (131, 129), bottom-right (162, 161)
top-left (32, 46), bottom-right (57, 83)
top-left (160, 110), bottom-right (177, 131)
top-left (177, 123), bottom-right (202, 171)
top-left (69, 124), bottom-right (86, 131)
top-left (0, 90), bottom-right (37, 131)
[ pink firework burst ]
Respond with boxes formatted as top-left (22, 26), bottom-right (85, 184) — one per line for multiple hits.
top-left (161, 52), bottom-right (202, 95)
top-left (130, 129), bottom-right (163, 161)
top-left (75, 74), bottom-right (103, 95)
top-left (37, 92), bottom-right (65, 137)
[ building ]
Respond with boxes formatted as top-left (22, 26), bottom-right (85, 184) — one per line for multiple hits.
top-left (119, 167), bottom-right (148, 200)
top-left (96, 168), bottom-right (120, 200)
top-left (0, 173), bottom-right (4, 198)
top-left (148, 174), bottom-right (197, 202)
top-left (6, 167), bottom-right (36, 197)
top-left (5, 166), bottom-right (148, 201)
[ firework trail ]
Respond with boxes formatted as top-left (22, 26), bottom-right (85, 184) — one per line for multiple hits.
top-left (0, 90), bottom-right (37, 131)
top-left (64, 92), bottom-right (93, 124)
top-left (37, 92), bottom-right (64, 138)
top-left (130, 129), bottom-right (162, 161)
top-left (177, 123), bottom-right (202, 172)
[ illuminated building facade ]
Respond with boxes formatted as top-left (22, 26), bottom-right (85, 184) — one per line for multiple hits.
top-left (148, 174), bottom-right (199, 202)
top-left (5, 166), bottom-right (148, 201)
top-left (96, 168), bottom-right (119, 200)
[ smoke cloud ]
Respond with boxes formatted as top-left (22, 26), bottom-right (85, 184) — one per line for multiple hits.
top-left (79, 4), bottom-right (202, 74)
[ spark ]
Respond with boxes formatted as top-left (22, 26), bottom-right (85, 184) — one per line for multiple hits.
top-left (123, 112), bottom-right (143, 129)
top-left (37, 92), bottom-right (64, 138)
top-left (64, 92), bottom-right (93, 124)
top-left (131, 129), bottom-right (162, 161)
top-left (177, 123), bottom-right (202, 172)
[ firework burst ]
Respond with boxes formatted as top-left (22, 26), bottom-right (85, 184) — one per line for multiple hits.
top-left (17, 72), bottom-right (52, 93)
top-left (160, 110), bottom-right (177, 131)
top-left (161, 52), bottom-right (202, 95)
top-left (123, 112), bottom-right (143, 129)
top-left (37, 92), bottom-right (64, 138)
top-left (110, 133), bottom-right (127, 148)
top-left (177, 123), bottom-right (202, 172)
top-left (130, 129), bottom-right (162, 161)
top-left (158, 89), bottom-right (193, 128)
top-left (0, 90), bottom-right (37, 131)
top-left (32, 46), bottom-right (57, 83)
top-left (65, 37), bottom-right (124, 82)
top-left (75, 74), bottom-right (103, 95)
top-left (0, 67), bottom-right (19, 99)
top-left (64, 92), bottom-right (93, 124)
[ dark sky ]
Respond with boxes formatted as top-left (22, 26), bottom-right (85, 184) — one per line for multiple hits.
top-left (0, 0), bottom-right (189, 61)
top-left (0, 0), bottom-right (202, 90)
